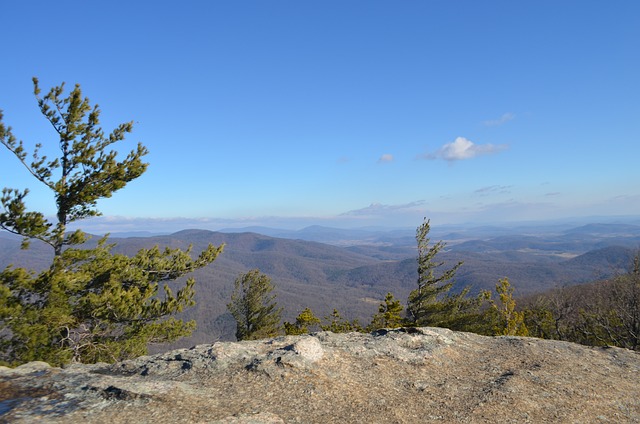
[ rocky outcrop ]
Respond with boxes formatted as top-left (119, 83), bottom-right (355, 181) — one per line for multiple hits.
top-left (1, 327), bottom-right (639, 423)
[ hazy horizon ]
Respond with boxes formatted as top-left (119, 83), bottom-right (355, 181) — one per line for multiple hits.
top-left (57, 213), bottom-right (640, 236)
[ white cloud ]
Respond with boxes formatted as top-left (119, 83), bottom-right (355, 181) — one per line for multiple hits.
top-left (483, 112), bottom-right (515, 127)
top-left (423, 137), bottom-right (508, 162)
top-left (378, 154), bottom-right (394, 163)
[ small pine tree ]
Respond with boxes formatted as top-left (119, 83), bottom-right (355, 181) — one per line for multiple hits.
top-left (227, 269), bottom-right (282, 341)
top-left (369, 292), bottom-right (404, 330)
top-left (492, 278), bottom-right (528, 336)
top-left (284, 307), bottom-right (321, 335)
top-left (406, 218), bottom-right (464, 327)
top-left (320, 309), bottom-right (363, 333)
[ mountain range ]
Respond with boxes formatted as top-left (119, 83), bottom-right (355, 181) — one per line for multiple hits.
top-left (1, 222), bottom-right (639, 348)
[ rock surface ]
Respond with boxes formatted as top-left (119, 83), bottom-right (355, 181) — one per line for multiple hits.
top-left (1, 327), bottom-right (639, 423)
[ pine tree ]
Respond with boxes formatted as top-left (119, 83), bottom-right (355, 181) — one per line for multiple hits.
top-left (369, 292), bottom-right (404, 330)
top-left (0, 79), bottom-right (223, 365)
top-left (320, 309), bottom-right (363, 333)
top-left (227, 269), bottom-right (282, 341)
top-left (492, 278), bottom-right (528, 336)
top-left (1, 78), bottom-right (147, 255)
top-left (284, 307), bottom-right (321, 335)
top-left (405, 218), bottom-right (490, 331)
top-left (406, 218), bottom-right (462, 326)
top-left (0, 239), bottom-right (222, 365)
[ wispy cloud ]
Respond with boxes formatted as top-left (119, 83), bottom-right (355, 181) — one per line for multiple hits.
top-left (483, 112), bottom-right (515, 127)
top-left (474, 185), bottom-right (511, 196)
top-left (545, 192), bottom-right (561, 197)
top-left (378, 153), bottom-right (394, 163)
top-left (341, 201), bottom-right (426, 217)
top-left (422, 137), bottom-right (508, 162)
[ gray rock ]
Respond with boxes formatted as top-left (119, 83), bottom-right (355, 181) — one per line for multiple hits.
top-left (1, 327), bottom-right (639, 423)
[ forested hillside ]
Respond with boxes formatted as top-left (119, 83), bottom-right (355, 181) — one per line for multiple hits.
top-left (1, 227), bottom-right (636, 348)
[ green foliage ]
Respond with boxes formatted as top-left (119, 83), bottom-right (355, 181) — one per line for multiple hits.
top-left (227, 269), bottom-right (282, 341)
top-left (0, 78), bottom-right (148, 256)
top-left (407, 218), bottom-right (478, 328)
top-left (0, 238), bottom-right (223, 365)
top-left (320, 309), bottom-right (363, 333)
top-left (435, 288), bottom-right (493, 334)
top-left (284, 307), bottom-right (362, 335)
top-left (522, 303), bottom-right (557, 340)
top-left (284, 307), bottom-right (321, 335)
top-left (0, 79), bottom-right (223, 365)
top-left (491, 278), bottom-right (528, 336)
top-left (369, 292), bottom-right (405, 330)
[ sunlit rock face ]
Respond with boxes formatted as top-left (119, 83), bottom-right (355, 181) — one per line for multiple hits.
top-left (2, 327), bottom-right (639, 423)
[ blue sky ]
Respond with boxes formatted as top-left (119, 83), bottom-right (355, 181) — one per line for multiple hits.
top-left (1, 1), bottom-right (639, 232)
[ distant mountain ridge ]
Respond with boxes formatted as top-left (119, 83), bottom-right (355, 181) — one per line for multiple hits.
top-left (563, 223), bottom-right (640, 236)
top-left (0, 224), bottom-right (637, 347)
top-left (219, 224), bottom-right (416, 248)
